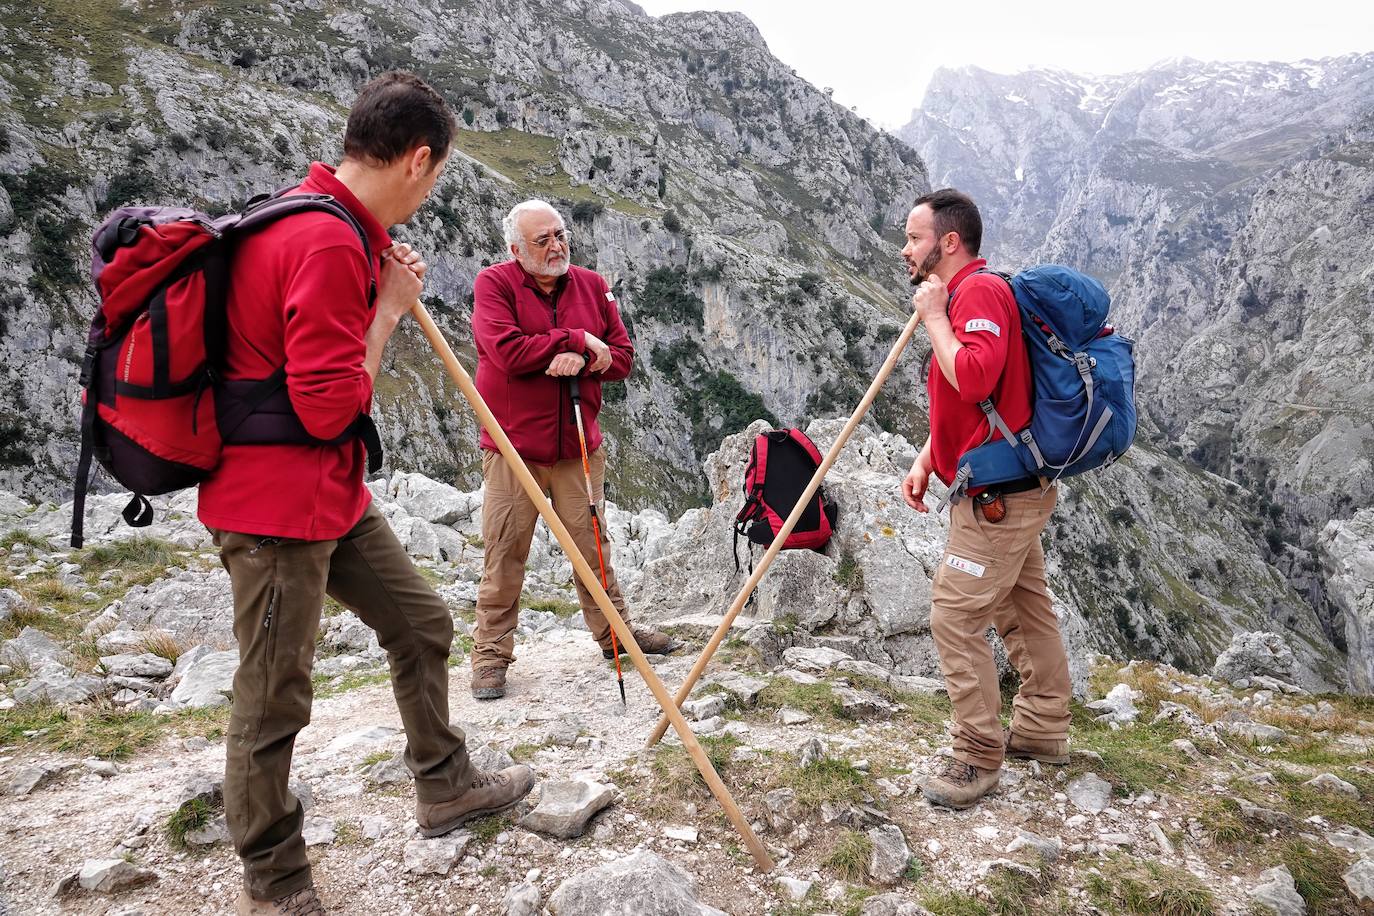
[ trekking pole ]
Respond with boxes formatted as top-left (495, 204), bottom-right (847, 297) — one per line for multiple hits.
top-left (409, 301), bottom-right (774, 872)
top-left (568, 375), bottom-right (626, 707)
top-left (646, 307), bottom-right (924, 748)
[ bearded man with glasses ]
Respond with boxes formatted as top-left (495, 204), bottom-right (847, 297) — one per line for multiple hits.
top-left (466, 199), bottom-right (681, 699)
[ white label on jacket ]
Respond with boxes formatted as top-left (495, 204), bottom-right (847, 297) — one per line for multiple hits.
top-left (605, 291), bottom-right (616, 302)
top-left (964, 318), bottom-right (1001, 337)
top-left (946, 554), bottom-right (987, 578)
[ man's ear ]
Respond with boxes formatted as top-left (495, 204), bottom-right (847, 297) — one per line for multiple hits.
top-left (409, 144), bottom-right (434, 178)
top-left (943, 230), bottom-right (962, 256)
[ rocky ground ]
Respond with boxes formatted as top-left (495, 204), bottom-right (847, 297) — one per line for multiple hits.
top-left (2, 472), bottom-right (1373, 915)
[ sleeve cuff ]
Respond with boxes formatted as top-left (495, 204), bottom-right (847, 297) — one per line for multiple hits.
top-left (567, 328), bottom-right (587, 353)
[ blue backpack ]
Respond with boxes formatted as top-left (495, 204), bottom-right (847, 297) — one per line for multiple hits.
top-left (938, 266), bottom-right (1137, 509)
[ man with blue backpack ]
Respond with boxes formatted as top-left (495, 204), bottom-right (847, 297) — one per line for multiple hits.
top-left (899, 189), bottom-right (1076, 810)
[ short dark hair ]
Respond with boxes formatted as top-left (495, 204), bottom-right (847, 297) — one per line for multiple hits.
top-left (913, 188), bottom-right (982, 256)
top-left (344, 71), bottom-right (456, 166)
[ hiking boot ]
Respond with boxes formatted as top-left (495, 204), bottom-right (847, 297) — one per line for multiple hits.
top-left (236, 886), bottom-right (326, 916)
top-left (1005, 728), bottom-right (1070, 765)
top-left (415, 765), bottom-right (535, 838)
top-left (470, 665), bottom-right (507, 700)
top-left (921, 758), bottom-right (1000, 810)
top-left (601, 627), bottom-right (683, 659)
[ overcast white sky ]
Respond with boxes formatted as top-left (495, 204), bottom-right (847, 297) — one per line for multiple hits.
top-left (634, 0), bottom-right (1374, 129)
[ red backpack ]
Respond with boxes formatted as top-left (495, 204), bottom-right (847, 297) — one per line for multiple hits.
top-left (70, 191), bottom-right (382, 548)
top-left (733, 428), bottom-right (838, 569)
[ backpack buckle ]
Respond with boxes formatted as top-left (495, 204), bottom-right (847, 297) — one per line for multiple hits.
top-left (78, 346), bottom-right (97, 388)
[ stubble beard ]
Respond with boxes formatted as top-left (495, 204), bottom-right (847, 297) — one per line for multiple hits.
top-left (909, 247), bottom-right (942, 287)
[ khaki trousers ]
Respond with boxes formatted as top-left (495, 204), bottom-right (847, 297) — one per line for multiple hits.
top-left (473, 446), bottom-right (631, 668)
top-left (216, 503), bottom-right (471, 900)
top-left (929, 485), bottom-right (1071, 770)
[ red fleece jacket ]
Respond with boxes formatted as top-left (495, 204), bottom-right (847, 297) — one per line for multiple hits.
top-left (472, 261), bottom-right (633, 466)
top-left (197, 163), bottom-right (391, 540)
top-left (927, 259), bottom-right (1034, 487)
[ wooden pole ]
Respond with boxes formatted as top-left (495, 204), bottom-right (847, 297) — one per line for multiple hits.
top-left (646, 309), bottom-right (923, 747)
top-left (409, 302), bottom-right (774, 873)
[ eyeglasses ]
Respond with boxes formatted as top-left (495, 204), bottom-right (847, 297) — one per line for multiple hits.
top-left (527, 229), bottom-right (570, 250)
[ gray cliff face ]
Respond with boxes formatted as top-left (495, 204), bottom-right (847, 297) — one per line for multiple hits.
top-left (0, 0), bottom-right (926, 514)
top-left (901, 54), bottom-right (1374, 688)
top-left (0, 5), bottom-right (1361, 687)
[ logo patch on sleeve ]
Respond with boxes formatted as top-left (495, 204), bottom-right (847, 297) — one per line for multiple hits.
top-left (605, 291), bottom-right (616, 302)
top-left (964, 318), bottom-right (1001, 337)
top-left (945, 554), bottom-right (987, 578)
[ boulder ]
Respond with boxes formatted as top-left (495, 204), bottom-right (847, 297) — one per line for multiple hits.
top-left (99, 653), bottom-right (173, 679)
top-left (77, 859), bottom-right (157, 894)
top-left (1066, 773), bottom-right (1113, 813)
top-left (403, 835), bottom-right (469, 875)
top-left (12, 664), bottom-right (106, 706)
top-left (519, 780), bottom-right (615, 839)
top-left (1212, 631), bottom-right (1297, 685)
top-left (1248, 865), bottom-right (1305, 916)
top-left (867, 824), bottom-right (912, 884)
top-left (1344, 857), bottom-right (1374, 905)
top-left (547, 850), bottom-right (726, 916)
top-left (169, 650), bottom-right (238, 708)
top-left (1, 626), bottom-right (73, 669)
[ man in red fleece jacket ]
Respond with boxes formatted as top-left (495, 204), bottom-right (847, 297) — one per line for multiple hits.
top-left (199, 73), bottom-right (533, 916)
top-left (468, 199), bottom-right (680, 700)
top-left (899, 189), bottom-right (1071, 811)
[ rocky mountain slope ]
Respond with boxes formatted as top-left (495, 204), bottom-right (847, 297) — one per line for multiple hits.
top-left (901, 54), bottom-right (1374, 690)
top-left (0, 0), bottom-right (926, 513)
top-left (0, 443), bottom-right (1371, 914)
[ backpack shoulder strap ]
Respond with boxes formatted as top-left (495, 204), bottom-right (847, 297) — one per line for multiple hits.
top-left (233, 192), bottom-right (378, 306)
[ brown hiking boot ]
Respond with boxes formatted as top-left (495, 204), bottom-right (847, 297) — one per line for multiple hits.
top-left (416, 765), bottom-right (535, 838)
top-left (601, 627), bottom-right (682, 659)
top-left (236, 886), bottom-right (326, 916)
top-left (921, 757), bottom-right (1000, 810)
top-left (470, 664), bottom-right (507, 700)
top-left (1006, 728), bottom-right (1070, 765)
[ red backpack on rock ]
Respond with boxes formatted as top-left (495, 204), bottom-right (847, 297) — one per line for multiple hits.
top-left (733, 428), bottom-right (837, 569)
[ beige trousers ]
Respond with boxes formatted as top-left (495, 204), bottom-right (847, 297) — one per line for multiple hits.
top-left (473, 447), bottom-right (632, 667)
top-left (929, 486), bottom-right (1071, 770)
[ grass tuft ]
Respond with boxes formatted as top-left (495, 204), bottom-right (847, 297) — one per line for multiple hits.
top-left (0, 703), bottom-right (227, 759)
top-left (1084, 857), bottom-right (1216, 916)
top-left (921, 889), bottom-right (991, 916)
top-left (165, 796), bottom-right (213, 850)
top-left (1278, 837), bottom-right (1350, 911)
top-left (823, 829), bottom-right (872, 882)
top-left (777, 757), bottom-right (872, 810)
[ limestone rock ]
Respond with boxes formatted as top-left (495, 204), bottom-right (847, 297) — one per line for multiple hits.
top-left (861, 893), bottom-right (934, 916)
top-left (1, 626), bottom-right (72, 669)
top-left (403, 835), bottom-right (469, 875)
top-left (169, 650), bottom-right (238, 709)
top-left (99, 653), bottom-right (173, 679)
top-left (77, 859), bottom-right (157, 894)
top-left (1066, 773), bottom-right (1113, 813)
top-left (1212, 632), bottom-right (1297, 686)
top-left (502, 880), bottom-right (542, 916)
top-left (866, 824), bottom-right (912, 884)
top-left (1344, 857), bottom-right (1374, 905)
top-left (1248, 865), bottom-right (1306, 916)
top-left (518, 780), bottom-right (615, 839)
top-left (12, 664), bottom-right (106, 706)
top-left (1304, 773), bottom-right (1359, 798)
top-left (547, 850), bottom-right (726, 916)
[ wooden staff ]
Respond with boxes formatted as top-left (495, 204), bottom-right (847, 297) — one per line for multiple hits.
top-left (410, 302), bottom-right (774, 873)
top-left (646, 309), bottom-right (923, 748)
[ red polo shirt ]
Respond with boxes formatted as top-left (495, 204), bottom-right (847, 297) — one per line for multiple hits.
top-left (927, 259), bottom-right (1033, 487)
top-left (472, 261), bottom-right (633, 466)
top-left (197, 163), bottom-right (391, 540)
